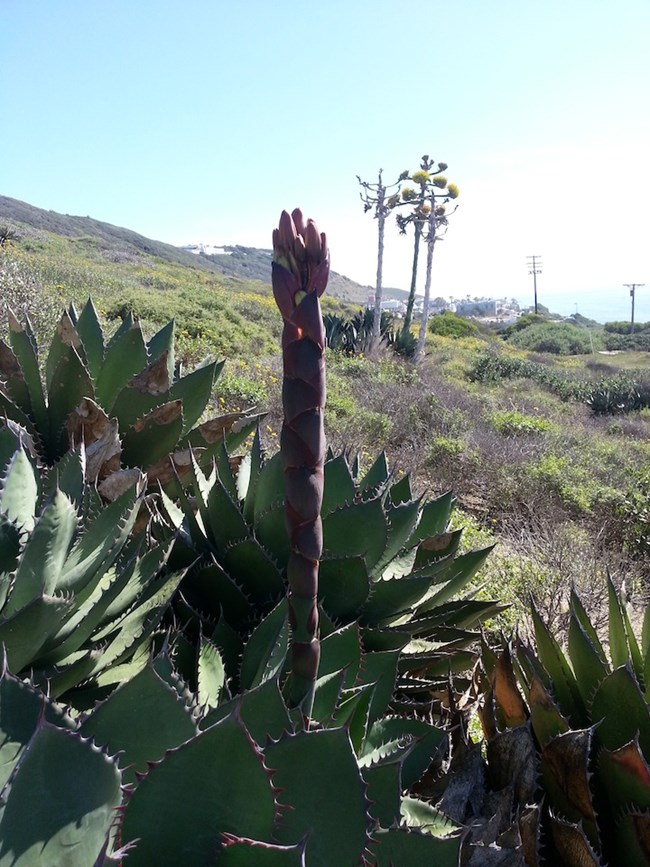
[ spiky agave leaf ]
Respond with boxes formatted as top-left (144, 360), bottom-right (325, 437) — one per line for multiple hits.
top-left (480, 582), bottom-right (650, 865)
top-left (0, 300), bottom-right (262, 492)
top-left (0, 442), bottom-right (180, 704)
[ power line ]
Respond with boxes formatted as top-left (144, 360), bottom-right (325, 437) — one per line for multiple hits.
top-left (623, 283), bottom-right (645, 334)
top-left (527, 256), bottom-right (542, 314)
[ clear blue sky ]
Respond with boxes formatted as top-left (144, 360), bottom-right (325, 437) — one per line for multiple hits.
top-left (3, 0), bottom-right (649, 321)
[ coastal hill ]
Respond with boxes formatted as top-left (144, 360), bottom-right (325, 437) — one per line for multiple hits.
top-left (0, 195), bottom-right (405, 307)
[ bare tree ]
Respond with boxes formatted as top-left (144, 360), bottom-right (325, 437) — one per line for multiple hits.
top-left (357, 169), bottom-right (407, 351)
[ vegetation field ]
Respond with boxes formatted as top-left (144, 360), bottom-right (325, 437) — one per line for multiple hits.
top-left (2, 200), bottom-right (650, 864)
top-left (2, 202), bottom-right (649, 641)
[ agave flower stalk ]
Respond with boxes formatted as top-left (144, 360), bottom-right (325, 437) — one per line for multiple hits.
top-left (272, 208), bottom-right (329, 717)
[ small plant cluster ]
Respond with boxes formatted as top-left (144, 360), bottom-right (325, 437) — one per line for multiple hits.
top-left (471, 351), bottom-right (650, 414)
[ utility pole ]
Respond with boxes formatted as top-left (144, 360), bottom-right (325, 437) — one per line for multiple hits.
top-left (623, 283), bottom-right (645, 334)
top-left (527, 255), bottom-right (542, 314)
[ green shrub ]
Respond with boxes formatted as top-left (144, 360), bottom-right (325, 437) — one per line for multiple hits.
top-left (500, 312), bottom-right (547, 337)
top-left (604, 331), bottom-right (650, 351)
top-left (428, 311), bottom-right (479, 339)
top-left (604, 320), bottom-right (650, 335)
top-left (507, 321), bottom-right (603, 355)
top-left (489, 409), bottom-right (554, 436)
top-left (426, 435), bottom-right (465, 464)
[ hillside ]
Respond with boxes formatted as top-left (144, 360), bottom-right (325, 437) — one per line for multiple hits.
top-left (0, 195), bottom-right (383, 306)
top-left (2, 192), bottom-right (650, 651)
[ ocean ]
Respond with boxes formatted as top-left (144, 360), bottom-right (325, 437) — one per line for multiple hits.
top-left (516, 288), bottom-right (650, 325)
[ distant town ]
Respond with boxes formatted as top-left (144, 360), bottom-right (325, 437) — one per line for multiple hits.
top-left (181, 243), bottom-right (527, 324)
top-left (367, 293), bottom-right (524, 325)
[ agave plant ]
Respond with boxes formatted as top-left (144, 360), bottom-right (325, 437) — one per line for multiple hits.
top-left (0, 430), bottom-right (183, 706)
top-left (155, 431), bottom-right (500, 715)
top-left (324, 309), bottom-right (396, 355)
top-left (0, 643), bottom-right (463, 866)
top-left (477, 578), bottom-right (650, 866)
top-left (0, 299), bottom-right (259, 496)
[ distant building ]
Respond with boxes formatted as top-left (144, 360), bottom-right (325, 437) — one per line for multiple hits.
top-left (380, 299), bottom-right (406, 314)
top-left (455, 299), bottom-right (497, 317)
top-left (181, 243), bottom-right (232, 256)
top-left (366, 293), bottom-right (406, 315)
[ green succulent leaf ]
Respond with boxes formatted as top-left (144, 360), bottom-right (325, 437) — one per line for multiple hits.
top-left (528, 676), bottom-right (570, 748)
top-left (239, 600), bottom-right (289, 691)
top-left (95, 315), bottom-right (148, 411)
top-left (311, 669), bottom-right (347, 725)
top-left (43, 448), bottom-right (85, 508)
top-left (318, 557), bottom-right (370, 621)
top-left (321, 453), bottom-right (356, 514)
top-left (197, 634), bottom-right (226, 709)
top-left (241, 426), bottom-right (263, 521)
top-left (363, 759), bottom-right (402, 827)
top-left (591, 666), bottom-right (650, 755)
top-left (90, 569), bottom-right (184, 677)
top-left (6, 311), bottom-right (47, 436)
top-left (368, 827), bottom-right (461, 866)
top-left (57, 483), bottom-right (142, 597)
top-left (203, 676), bottom-right (292, 743)
top-left (46, 342), bottom-right (94, 461)
top-left (110, 352), bottom-right (174, 429)
top-left (416, 546), bottom-right (494, 612)
top-left (359, 451), bottom-right (389, 498)
top-left (121, 711), bottom-right (276, 867)
top-left (0, 665), bottom-right (74, 790)
top-left (121, 400), bottom-right (184, 468)
top-left (607, 575), bottom-right (630, 670)
top-left (356, 650), bottom-right (401, 727)
top-left (408, 490), bottom-right (454, 547)
top-left (266, 727), bottom-right (369, 867)
top-left (360, 575), bottom-right (434, 625)
top-left (531, 602), bottom-right (586, 726)
top-left (318, 623), bottom-right (362, 689)
top-left (0, 389), bottom-right (39, 444)
top-left (218, 837), bottom-right (306, 867)
top-left (332, 684), bottom-right (374, 754)
top-left (363, 717), bottom-right (447, 789)
top-left (146, 319), bottom-right (175, 374)
top-left (186, 560), bottom-right (253, 628)
top-left (5, 490), bottom-right (78, 615)
top-left (0, 722), bottom-right (121, 867)
top-left (567, 608), bottom-right (609, 707)
top-left (399, 796), bottom-right (459, 836)
top-left (0, 446), bottom-right (39, 533)
top-left (389, 473), bottom-right (412, 506)
top-left (0, 595), bottom-right (75, 672)
top-left (80, 662), bottom-right (197, 784)
top-left (322, 497), bottom-right (387, 571)
top-left (372, 498), bottom-right (422, 578)
top-left (75, 298), bottom-right (105, 381)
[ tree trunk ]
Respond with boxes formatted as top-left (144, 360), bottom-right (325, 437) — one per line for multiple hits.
top-left (414, 210), bottom-right (437, 363)
top-left (402, 220), bottom-right (422, 335)
top-left (371, 174), bottom-right (386, 352)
